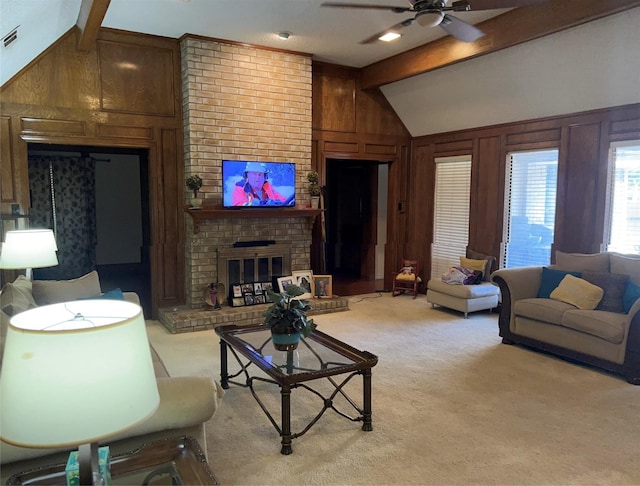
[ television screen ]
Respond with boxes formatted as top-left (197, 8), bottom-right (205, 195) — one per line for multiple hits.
top-left (222, 160), bottom-right (296, 208)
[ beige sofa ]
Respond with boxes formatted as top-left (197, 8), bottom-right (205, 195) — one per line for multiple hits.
top-left (491, 251), bottom-right (640, 384)
top-left (0, 271), bottom-right (224, 482)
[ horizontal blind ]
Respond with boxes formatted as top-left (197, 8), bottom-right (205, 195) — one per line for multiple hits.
top-left (606, 140), bottom-right (640, 254)
top-left (431, 156), bottom-right (472, 280)
top-left (503, 149), bottom-right (558, 268)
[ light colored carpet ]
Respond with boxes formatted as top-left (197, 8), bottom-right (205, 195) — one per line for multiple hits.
top-left (147, 294), bottom-right (640, 485)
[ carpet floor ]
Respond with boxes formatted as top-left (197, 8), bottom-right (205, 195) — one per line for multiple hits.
top-left (146, 293), bottom-right (640, 485)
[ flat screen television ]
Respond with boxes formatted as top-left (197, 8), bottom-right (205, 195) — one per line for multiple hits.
top-left (222, 160), bottom-right (296, 208)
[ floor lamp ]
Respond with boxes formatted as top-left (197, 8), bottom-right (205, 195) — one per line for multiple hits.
top-left (0, 229), bottom-right (58, 279)
top-left (0, 299), bottom-right (160, 485)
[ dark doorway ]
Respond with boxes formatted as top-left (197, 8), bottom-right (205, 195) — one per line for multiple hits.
top-left (27, 144), bottom-right (152, 317)
top-left (325, 158), bottom-right (387, 296)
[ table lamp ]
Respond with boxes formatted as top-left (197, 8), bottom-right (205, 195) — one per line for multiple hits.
top-left (0, 299), bottom-right (160, 485)
top-left (0, 229), bottom-right (59, 280)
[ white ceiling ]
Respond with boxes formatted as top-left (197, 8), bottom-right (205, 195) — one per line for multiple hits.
top-left (0, 0), bottom-right (507, 86)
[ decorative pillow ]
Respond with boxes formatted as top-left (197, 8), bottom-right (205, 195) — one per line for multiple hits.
top-left (582, 271), bottom-right (629, 313)
top-left (464, 249), bottom-right (496, 281)
top-left (78, 288), bottom-right (125, 301)
top-left (537, 267), bottom-right (582, 298)
top-left (550, 275), bottom-right (604, 310)
top-left (397, 273), bottom-right (422, 282)
top-left (0, 276), bottom-right (38, 317)
top-left (610, 253), bottom-right (640, 286)
top-left (460, 257), bottom-right (487, 278)
top-left (623, 281), bottom-right (640, 314)
top-left (555, 251), bottom-right (609, 273)
top-left (32, 270), bottom-right (102, 306)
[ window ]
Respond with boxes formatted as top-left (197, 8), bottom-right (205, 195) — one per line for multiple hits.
top-left (431, 156), bottom-right (472, 280)
top-left (502, 149), bottom-right (558, 268)
top-left (605, 141), bottom-right (640, 254)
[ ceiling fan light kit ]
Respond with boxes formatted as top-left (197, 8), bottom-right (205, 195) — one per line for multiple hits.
top-left (322, 0), bottom-right (549, 43)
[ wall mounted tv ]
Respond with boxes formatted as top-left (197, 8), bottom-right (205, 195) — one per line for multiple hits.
top-left (222, 160), bottom-right (296, 208)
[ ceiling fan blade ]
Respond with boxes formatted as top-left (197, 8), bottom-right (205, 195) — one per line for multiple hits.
top-left (458, 0), bottom-right (549, 10)
top-left (360, 18), bottom-right (415, 44)
top-left (439, 14), bottom-right (484, 42)
top-left (321, 2), bottom-right (412, 13)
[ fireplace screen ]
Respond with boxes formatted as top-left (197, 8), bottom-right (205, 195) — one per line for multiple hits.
top-left (218, 244), bottom-right (291, 293)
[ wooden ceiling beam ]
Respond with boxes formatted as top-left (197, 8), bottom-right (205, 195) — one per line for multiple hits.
top-left (362, 0), bottom-right (640, 89)
top-left (76, 0), bottom-right (111, 52)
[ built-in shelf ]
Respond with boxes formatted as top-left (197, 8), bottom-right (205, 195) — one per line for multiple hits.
top-left (185, 207), bottom-right (322, 234)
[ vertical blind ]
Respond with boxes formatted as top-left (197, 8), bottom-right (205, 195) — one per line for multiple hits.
top-left (431, 156), bottom-right (472, 280)
top-left (502, 149), bottom-right (558, 268)
top-left (606, 140), bottom-right (640, 254)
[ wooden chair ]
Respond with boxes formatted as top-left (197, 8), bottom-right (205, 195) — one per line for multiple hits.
top-left (392, 258), bottom-right (422, 299)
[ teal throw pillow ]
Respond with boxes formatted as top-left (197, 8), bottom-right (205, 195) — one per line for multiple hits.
top-left (78, 288), bottom-right (125, 301)
top-left (537, 267), bottom-right (582, 299)
top-left (623, 281), bottom-right (640, 314)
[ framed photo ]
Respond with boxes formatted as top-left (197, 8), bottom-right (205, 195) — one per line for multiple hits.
top-left (313, 275), bottom-right (332, 299)
top-left (292, 270), bottom-right (314, 299)
top-left (232, 285), bottom-right (242, 298)
top-left (277, 276), bottom-right (294, 293)
top-left (232, 297), bottom-right (245, 307)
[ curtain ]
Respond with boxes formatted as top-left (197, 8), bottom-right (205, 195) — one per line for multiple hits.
top-left (28, 155), bottom-right (97, 280)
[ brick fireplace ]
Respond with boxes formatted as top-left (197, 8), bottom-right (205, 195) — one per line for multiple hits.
top-left (180, 36), bottom-right (314, 308)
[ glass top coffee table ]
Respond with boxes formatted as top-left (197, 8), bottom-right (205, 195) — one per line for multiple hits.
top-left (215, 324), bottom-right (378, 454)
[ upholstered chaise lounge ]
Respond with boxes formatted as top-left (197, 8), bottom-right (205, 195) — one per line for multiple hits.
top-left (491, 251), bottom-right (640, 384)
top-left (426, 249), bottom-right (500, 318)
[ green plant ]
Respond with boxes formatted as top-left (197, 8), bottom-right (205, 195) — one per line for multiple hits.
top-left (186, 174), bottom-right (203, 197)
top-left (307, 171), bottom-right (321, 197)
top-left (263, 284), bottom-right (317, 336)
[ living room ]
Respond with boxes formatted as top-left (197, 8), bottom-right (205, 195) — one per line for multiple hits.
top-left (1, 1), bottom-right (639, 484)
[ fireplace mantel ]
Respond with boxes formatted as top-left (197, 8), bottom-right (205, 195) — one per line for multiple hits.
top-left (185, 207), bottom-right (322, 234)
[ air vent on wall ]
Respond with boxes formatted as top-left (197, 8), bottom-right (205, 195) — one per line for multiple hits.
top-left (3, 26), bottom-right (18, 48)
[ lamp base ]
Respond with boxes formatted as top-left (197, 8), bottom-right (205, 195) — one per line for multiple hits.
top-left (66, 443), bottom-right (109, 486)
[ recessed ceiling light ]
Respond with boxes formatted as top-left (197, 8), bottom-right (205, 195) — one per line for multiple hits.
top-left (378, 32), bottom-right (401, 42)
top-left (278, 32), bottom-right (291, 40)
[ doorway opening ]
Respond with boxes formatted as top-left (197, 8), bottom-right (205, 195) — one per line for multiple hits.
top-left (27, 144), bottom-right (152, 317)
top-left (325, 158), bottom-right (388, 296)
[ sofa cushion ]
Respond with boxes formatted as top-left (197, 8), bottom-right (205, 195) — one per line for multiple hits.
top-left (514, 298), bottom-right (576, 326)
top-left (582, 271), bottom-right (628, 313)
top-left (549, 274), bottom-right (603, 310)
top-left (427, 279), bottom-right (499, 298)
top-left (555, 251), bottom-right (609, 273)
top-left (32, 270), bottom-right (102, 305)
top-left (623, 281), bottom-right (640, 314)
top-left (537, 267), bottom-right (582, 298)
top-left (561, 309), bottom-right (627, 344)
top-left (0, 276), bottom-right (37, 317)
top-left (609, 253), bottom-right (640, 285)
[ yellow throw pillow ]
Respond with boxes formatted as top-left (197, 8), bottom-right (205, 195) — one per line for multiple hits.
top-left (460, 257), bottom-right (488, 274)
top-left (549, 274), bottom-right (604, 310)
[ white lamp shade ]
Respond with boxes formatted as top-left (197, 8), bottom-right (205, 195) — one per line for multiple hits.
top-left (0, 300), bottom-right (159, 448)
top-left (416, 11), bottom-right (444, 28)
top-left (0, 229), bottom-right (58, 269)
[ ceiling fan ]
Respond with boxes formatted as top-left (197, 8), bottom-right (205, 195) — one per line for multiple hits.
top-left (321, 0), bottom-right (548, 43)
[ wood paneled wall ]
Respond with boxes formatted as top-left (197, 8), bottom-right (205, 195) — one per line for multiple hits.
top-left (411, 103), bottom-right (640, 278)
top-left (0, 28), bottom-right (184, 316)
top-left (312, 62), bottom-right (411, 289)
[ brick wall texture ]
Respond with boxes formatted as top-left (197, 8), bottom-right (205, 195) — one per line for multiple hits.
top-left (181, 37), bottom-right (313, 306)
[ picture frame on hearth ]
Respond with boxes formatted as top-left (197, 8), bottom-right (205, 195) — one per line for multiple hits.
top-left (232, 285), bottom-right (242, 298)
top-left (277, 276), bottom-right (294, 293)
top-left (313, 275), bottom-right (332, 299)
top-left (292, 270), bottom-right (314, 299)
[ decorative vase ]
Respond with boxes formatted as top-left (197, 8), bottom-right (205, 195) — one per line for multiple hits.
top-left (271, 330), bottom-right (301, 351)
top-left (310, 196), bottom-right (320, 209)
top-left (190, 197), bottom-right (203, 208)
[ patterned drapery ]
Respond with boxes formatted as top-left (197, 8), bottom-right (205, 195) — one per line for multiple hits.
top-left (28, 156), bottom-right (97, 280)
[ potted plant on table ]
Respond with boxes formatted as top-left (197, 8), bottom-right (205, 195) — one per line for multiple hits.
top-left (263, 284), bottom-right (317, 351)
top-left (307, 171), bottom-right (321, 209)
top-left (186, 174), bottom-right (203, 208)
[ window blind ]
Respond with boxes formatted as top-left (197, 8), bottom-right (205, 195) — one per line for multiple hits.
top-left (431, 156), bottom-right (472, 280)
top-left (502, 149), bottom-right (558, 268)
top-left (606, 140), bottom-right (640, 254)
